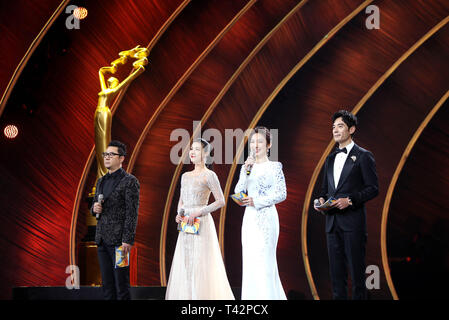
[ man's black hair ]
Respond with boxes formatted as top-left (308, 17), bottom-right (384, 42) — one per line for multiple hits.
top-left (332, 110), bottom-right (357, 136)
top-left (108, 140), bottom-right (127, 156)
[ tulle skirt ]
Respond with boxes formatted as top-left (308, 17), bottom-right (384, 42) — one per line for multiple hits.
top-left (165, 213), bottom-right (235, 300)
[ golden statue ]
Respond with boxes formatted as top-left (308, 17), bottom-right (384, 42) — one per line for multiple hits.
top-left (92, 45), bottom-right (149, 194)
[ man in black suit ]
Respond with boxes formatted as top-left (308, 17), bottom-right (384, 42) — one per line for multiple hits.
top-left (314, 110), bottom-right (378, 300)
top-left (91, 140), bottom-right (140, 300)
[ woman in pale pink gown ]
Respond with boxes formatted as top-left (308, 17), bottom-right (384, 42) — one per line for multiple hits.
top-left (165, 139), bottom-right (234, 300)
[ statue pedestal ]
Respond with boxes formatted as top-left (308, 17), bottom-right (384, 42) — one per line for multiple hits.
top-left (78, 196), bottom-right (101, 286)
top-left (78, 241), bottom-right (102, 286)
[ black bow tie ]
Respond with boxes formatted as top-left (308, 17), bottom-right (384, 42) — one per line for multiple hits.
top-left (336, 147), bottom-right (347, 154)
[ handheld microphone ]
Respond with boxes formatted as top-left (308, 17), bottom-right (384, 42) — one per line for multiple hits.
top-left (246, 152), bottom-right (255, 176)
top-left (177, 208), bottom-right (185, 231)
top-left (96, 194), bottom-right (104, 220)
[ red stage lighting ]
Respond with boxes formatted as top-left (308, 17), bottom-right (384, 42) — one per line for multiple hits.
top-left (4, 125), bottom-right (18, 139)
top-left (73, 7), bottom-right (88, 20)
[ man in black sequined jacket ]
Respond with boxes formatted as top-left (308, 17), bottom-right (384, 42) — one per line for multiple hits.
top-left (91, 140), bottom-right (140, 300)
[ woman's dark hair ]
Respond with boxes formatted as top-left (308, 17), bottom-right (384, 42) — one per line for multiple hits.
top-left (332, 110), bottom-right (357, 137)
top-left (251, 126), bottom-right (272, 145)
top-left (194, 138), bottom-right (213, 170)
top-left (108, 140), bottom-right (127, 156)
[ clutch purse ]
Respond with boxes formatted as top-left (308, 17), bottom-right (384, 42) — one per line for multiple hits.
top-left (115, 245), bottom-right (130, 268)
top-left (178, 216), bottom-right (200, 234)
top-left (230, 192), bottom-right (248, 206)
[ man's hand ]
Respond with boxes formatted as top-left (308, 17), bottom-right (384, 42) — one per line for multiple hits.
top-left (241, 197), bottom-right (254, 207)
top-left (331, 197), bottom-right (351, 210)
top-left (313, 197), bottom-right (325, 212)
top-left (93, 202), bottom-right (102, 214)
top-left (122, 242), bottom-right (132, 256)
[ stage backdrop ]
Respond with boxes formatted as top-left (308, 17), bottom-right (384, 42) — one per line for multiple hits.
top-left (0, 0), bottom-right (448, 299)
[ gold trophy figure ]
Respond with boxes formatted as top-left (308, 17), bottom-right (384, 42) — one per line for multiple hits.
top-left (93, 46), bottom-right (149, 191)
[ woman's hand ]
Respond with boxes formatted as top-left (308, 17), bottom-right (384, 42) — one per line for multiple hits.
top-left (187, 211), bottom-right (201, 225)
top-left (175, 214), bottom-right (183, 224)
top-left (244, 155), bottom-right (255, 173)
top-left (241, 197), bottom-right (254, 207)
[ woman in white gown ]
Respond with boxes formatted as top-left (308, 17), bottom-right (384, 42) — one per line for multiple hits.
top-left (234, 126), bottom-right (287, 300)
top-left (165, 138), bottom-right (234, 300)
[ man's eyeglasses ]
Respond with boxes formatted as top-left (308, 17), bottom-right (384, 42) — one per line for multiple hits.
top-left (102, 152), bottom-right (121, 158)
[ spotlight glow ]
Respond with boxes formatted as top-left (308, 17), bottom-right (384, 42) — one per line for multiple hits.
top-left (73, 7), bottom-right (88, 20)
top-left (4, 125), bottom-right (18, 139)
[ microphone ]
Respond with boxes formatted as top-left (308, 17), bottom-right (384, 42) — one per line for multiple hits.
top-left (177, 208), bottom-right (185, 231)
top-left (246, 152), bottom-right (255, 175)
top-left (96, 194), bottom-right (104, 220)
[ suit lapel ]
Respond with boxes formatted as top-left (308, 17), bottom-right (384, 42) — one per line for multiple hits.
top-left (328, 153), bottom-right (337, 192)
top-left (335, 144), bottom-right (359, 191)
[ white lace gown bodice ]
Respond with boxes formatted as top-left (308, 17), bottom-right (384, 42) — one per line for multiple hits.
top-left (234, 161), bottom-right (287, 300)
top-left (165, 169), bottom-right (234, 300)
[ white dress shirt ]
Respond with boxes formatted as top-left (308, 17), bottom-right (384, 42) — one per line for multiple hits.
top-left (333, 140), bottom-right (354, 188)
